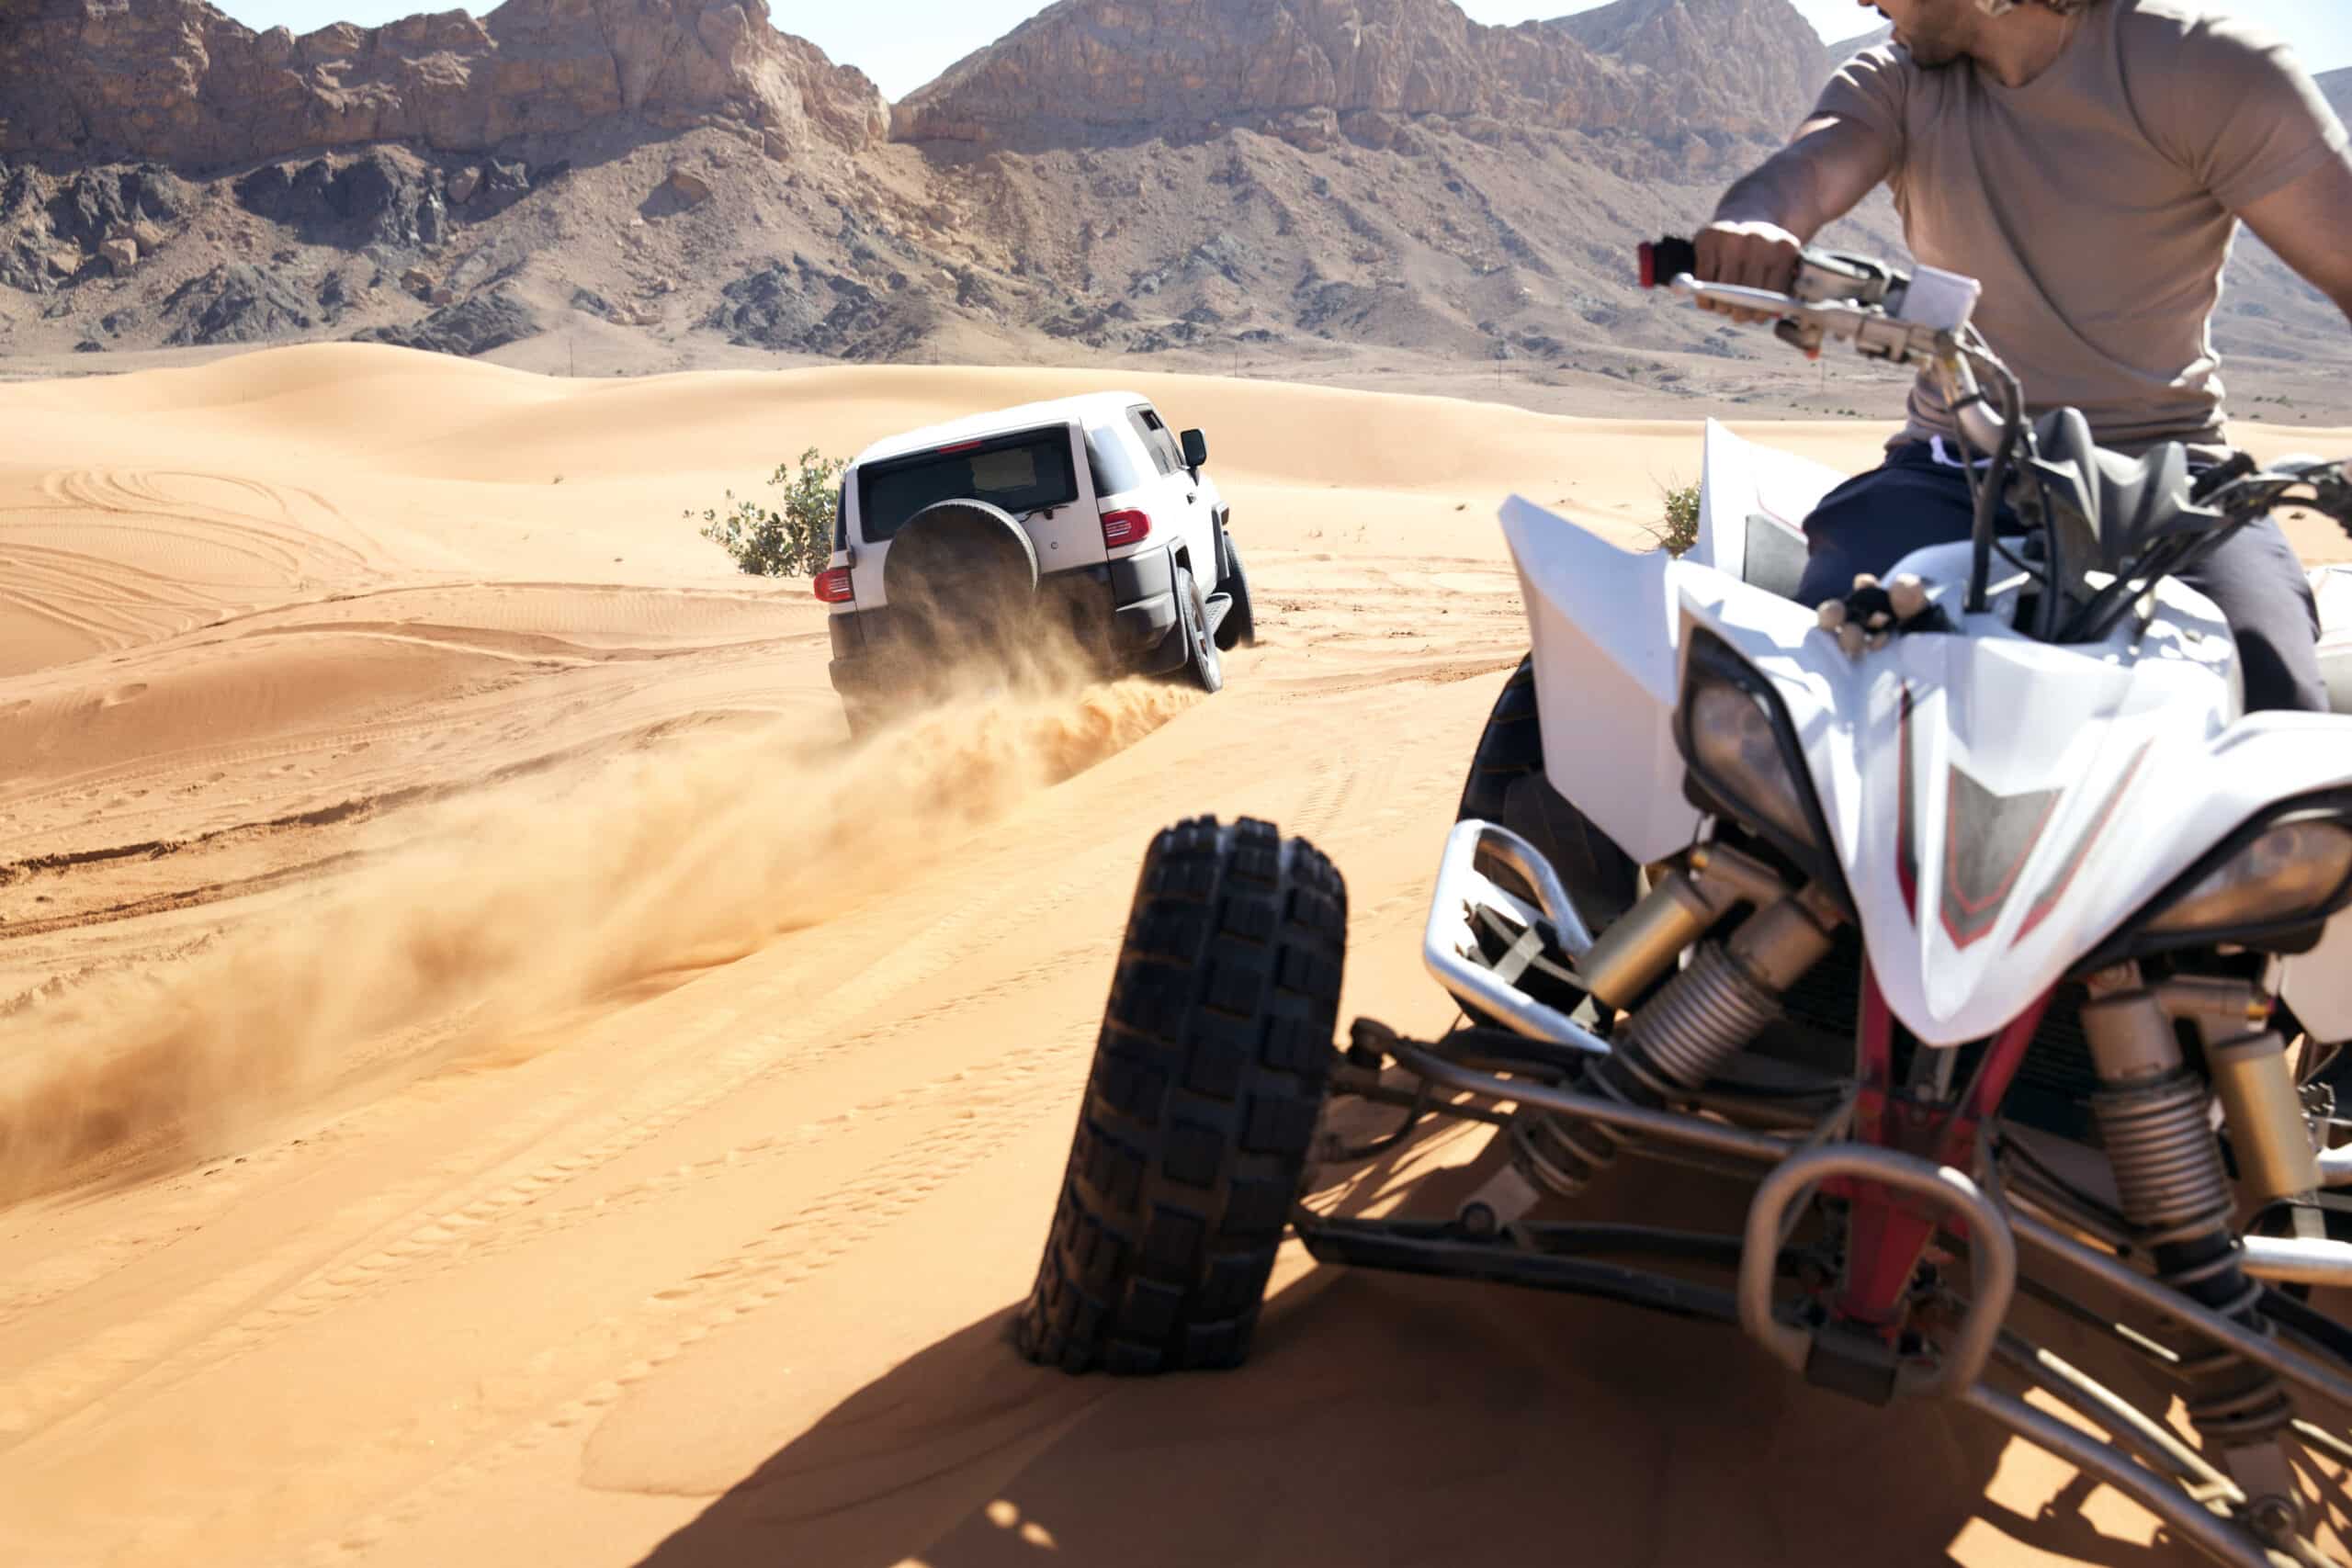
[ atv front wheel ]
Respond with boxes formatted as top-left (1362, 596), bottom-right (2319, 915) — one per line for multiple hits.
top-left (1019, 816), bottom-right (1345, 1374)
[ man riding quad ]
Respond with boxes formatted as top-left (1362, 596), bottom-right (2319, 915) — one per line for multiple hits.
top-left (1698, 0), bottom-right (2352, 715)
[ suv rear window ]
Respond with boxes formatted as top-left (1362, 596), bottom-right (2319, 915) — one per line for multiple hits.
top-left (857, 428), bottom-right (1080, 542)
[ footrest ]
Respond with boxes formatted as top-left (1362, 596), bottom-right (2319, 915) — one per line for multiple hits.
top-left (1204, 591), bottom-right (1234, 635)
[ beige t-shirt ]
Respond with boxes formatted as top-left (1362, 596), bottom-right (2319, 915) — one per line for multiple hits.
top-left (1816, 0), bottom-right (2348, 455)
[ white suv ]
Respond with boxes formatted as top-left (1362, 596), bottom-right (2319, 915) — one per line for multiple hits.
top-left (820, 391), bottom-right (1253, 723)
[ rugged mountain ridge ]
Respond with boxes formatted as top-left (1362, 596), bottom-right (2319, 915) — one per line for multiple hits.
top-left (0, 0), bottom-right (2342, 420)
top-left (891, 0), bottom-right (1830, 150)
top-left (0, 0), bottom-right (888, 167)
top-left (1553, 0), bottom-right (1829, 134)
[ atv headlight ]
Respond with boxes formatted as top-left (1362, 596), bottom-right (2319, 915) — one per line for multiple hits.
top-left (1676, 631), bottom-right (1833, 875)
top-left (2143, 817), bottom-right (2352, 940)
top-left (1687, 680), bottom-right (1818, 851)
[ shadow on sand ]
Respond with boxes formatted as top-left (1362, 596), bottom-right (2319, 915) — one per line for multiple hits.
top-left (630, 1142), bottom-right (2252, 1568)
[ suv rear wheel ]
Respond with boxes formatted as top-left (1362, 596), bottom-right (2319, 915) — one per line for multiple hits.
top-left (1214, 531), bottom-right (1256, 651)
top-left (1176, 564), bottom-right (1223, 694)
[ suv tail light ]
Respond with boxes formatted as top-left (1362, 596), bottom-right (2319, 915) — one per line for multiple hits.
top-left (813, 567), bottom-right (855, 604)
top-left (1100, 508), bottom-right (1152, 547)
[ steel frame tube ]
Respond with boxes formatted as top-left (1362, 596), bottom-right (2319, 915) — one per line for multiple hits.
top-left (2241, 1235), bottom-right (2352, 1291)
top-left (1958, 1382), bottom-right (2274, 1568)
top-left (1390, 1043), bottom-right (1790, 1166)
top-left (2012, 1209), bottom-right (2352, 1416)
top-left (1739, 1145), bottom-right (2016, 1397)
top-left (1421, 820), bottom-right (1607, 1050)
top-left (1994, 1331), bottom-right (2242, 1506)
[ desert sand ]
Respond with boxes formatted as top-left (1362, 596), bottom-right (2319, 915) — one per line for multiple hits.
top-left (3, 344), bottom-right (2350, 1567)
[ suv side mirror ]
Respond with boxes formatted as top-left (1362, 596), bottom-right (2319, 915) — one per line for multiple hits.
top-left (1181, 428), bottom-right (1208, 470)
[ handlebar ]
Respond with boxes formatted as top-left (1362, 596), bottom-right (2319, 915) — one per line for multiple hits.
top-left (1637, 232), bottom-right (2011, 453)
top-left (1632, 233), bottom-right (2352, 612)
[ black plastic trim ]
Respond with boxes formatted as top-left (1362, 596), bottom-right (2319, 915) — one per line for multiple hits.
top-left (827, 611), bottom-right (863, 660)
top-left (1108, 544), bottom-right (1172, 602)
top-left (1675, 627), bottom-right (1852, 909)
top-left (2079, 793), bottom-right (2352, 970)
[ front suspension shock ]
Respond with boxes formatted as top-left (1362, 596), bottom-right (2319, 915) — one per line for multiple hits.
top-left (2081, 969), bottom-right (2300, 1525)
top-left (1513, 883), bottom-right (1842, 1200)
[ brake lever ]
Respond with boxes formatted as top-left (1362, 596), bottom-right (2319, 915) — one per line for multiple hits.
top-left (1775, 317), bottom-right (1826, 360)
top-left (2320, 464), bottom-right (2352, 534)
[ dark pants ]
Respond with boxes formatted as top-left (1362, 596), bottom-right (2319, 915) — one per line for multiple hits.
top-left (1795, 442), bottom-right (2327, 715)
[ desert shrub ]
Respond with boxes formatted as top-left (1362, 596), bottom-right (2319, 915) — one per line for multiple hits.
top-left (1649, 480), bottom-right (1701, 557)
top-left (690, 447), bottom-right (848, 578)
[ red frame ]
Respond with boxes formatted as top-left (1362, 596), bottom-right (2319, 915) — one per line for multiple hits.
top-left (1826, 964), bottom-right (2052, 1329)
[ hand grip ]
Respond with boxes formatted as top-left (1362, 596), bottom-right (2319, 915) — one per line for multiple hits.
top-left (1638, 236), bottom-right (1698, 289)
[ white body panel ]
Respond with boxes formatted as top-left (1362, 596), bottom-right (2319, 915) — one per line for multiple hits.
top-left (1501, 433), bottom-right (2352, 1046)
top-left (1501, 496), bottom-right (1702, 864)
top-left (1690, 418), bottom-right (1841, 584)
top-left (2284, 907), bottom-right (2352, 1043)
top-left (2312, 564), bottom-right (2352, 715)
top-left (1104, 398), bottom-right (1223, 586)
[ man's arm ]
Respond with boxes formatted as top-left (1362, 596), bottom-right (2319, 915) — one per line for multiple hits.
top-left (2234, 148), bottom-right (2352, 326)
top-left (1697, 114), bottom-right (1895, 320)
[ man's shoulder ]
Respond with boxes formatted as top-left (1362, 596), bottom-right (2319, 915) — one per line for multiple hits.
top-left (1820, 39), bottom-right (1920, 109)
top-left (2111, 0), bottom-right (2295, 77)
top-left (1836, 40), bottom-right (1917, 78)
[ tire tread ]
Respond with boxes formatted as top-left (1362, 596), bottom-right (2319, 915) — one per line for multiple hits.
top-left (1017, 816), bottom-right (1345, 1374)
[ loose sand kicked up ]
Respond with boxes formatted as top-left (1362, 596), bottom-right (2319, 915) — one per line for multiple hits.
top-left (2, 344), bottom-right (2348, 1567)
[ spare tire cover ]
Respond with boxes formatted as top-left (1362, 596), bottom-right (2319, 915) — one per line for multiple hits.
top-left (883, 498), bottom-right (1041, 621)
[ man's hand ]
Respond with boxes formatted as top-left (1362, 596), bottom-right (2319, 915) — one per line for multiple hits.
top-left (1697, 112), bottom-right (1894, 325)
top-left (1695, 220), bottom-right (1804, 324)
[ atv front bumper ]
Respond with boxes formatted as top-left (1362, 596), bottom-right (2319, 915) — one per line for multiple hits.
top-left (1299, 818), bottom-right (2352, 1568)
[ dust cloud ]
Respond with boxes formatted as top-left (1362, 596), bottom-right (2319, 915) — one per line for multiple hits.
top-left (0, 651), bottom-right (1198, 1206)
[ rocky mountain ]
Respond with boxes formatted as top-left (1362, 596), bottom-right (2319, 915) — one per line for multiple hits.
top-left (1552, 0), bottom-right (1830, 136)
top-left (893, 0), bottom-right (1830, 150)
top-left (0, 0), bottom-right (887, 165)
top-left (0, 0), bottom-right (2342, 422)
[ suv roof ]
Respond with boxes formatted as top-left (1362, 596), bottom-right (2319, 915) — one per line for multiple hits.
top-left (851, 390), bottom-right (1158, 468)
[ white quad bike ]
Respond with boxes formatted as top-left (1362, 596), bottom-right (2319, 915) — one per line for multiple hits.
top-left (1019, 234), bottom-right (2352, 1565)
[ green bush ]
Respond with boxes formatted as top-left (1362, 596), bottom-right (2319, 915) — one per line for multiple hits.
top-left (1649, 480), bottom-right (1701, 557)
top-left (690, 447), bottom-right (849, 578)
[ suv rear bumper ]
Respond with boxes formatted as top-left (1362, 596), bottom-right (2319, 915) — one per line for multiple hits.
top-left (827, 553), bottom-right (1184, 697)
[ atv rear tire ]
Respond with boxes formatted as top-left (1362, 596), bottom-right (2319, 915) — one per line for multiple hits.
top-left (1457, 652), bottom-right (1640, 938)
top-left (1018, 816), bottom-right (1346, 1374)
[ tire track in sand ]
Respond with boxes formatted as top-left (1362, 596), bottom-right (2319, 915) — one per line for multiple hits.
top-left (291, 1021), bottom-right (1091, 1567)
top-left (0, 847), bottom-right (1114, 1441)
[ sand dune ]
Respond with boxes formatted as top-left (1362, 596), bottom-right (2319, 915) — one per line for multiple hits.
top-left (1, 344), bottom-right (2348, 1566)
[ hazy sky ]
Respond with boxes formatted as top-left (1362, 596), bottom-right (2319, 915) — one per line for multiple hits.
top-left (208, 1), bottom-right (2352, 100)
